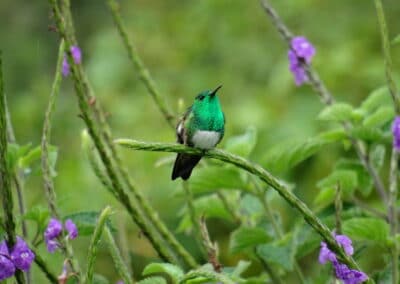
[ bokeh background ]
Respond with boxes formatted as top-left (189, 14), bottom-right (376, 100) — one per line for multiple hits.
top-left (1, 0), bottom-right (400, 282)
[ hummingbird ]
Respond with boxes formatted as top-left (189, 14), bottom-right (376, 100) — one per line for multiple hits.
top-left (171, 85), bottom-right (225, 180)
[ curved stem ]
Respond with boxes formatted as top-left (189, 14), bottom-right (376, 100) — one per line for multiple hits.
top-left (116, 139), bottom-right (362, 270)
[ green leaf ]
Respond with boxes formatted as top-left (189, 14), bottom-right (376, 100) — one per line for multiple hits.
top-left (318, 128), bottom-right (347, 143)
top-left (257, 243), bottom-right (293, 271)
top-left (317, 169), bottom-right (358, 193)
top-left (93, 274), bottom-right (110, 284)
top-left (370, 144), bottom-right (386, 170)
top-left (224, 127), bottom-right (257, 157)
top-left (23, 205), bottom-right (50, 230)
top-left (229, 227), bottom-right (272, 254)
top-left (230, 260), bottom-right (251, 277)
top-left (335, 159), bottom-right (373, 197)
top-left (18, 145), bottom-right (58, 174)
top-left (63, 211), bottom-right (115, 236)
top-left (137, 277), bottom-right (167, 284)
top-left (189, 166), bottom-right (249, 195)
top-left (360, 87), bottom-right (391, 114)
top-left (392, 33), bottom-right (400, 45)
top-left (318, 103), bottom-right (355, 122)
top-left (313, 187), bottom-right (336, 208)
top-left (363, 106), bottom-right (394, 128)
top-left (343, 217), bottom-right (390, 243)
top-left (6, 143), bottom-right (32, 171)
top-left (143, 263), bottom-right (183, 284)
top-left (263, 138), bottom-right (328, 172)
top-left (350, 126), bottom-right (387, 143)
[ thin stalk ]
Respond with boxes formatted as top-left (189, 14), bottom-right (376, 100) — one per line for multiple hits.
top-left (84, 206), bottom-right (113, 284)
top-left (0, 51), bottom-right (26, 284)
top-left (252, 179), bottom-right (305, 283)
top-left (374, 2), bottom-right (400, 283)
top-left (41, 39), bottom-right (64, 219)
top-left (335, 184), bottom-right (342, 235)
top-left (31, 248), bottom-right (58, 284)
top-left (182, 181), bottom-right (206, 258)
top-left (55, 1), bottom-right (197, 268)
top-left (259, 0), bottom-right (387, 205)
top-left (49, 0), bottom-right (180, 265)
top-left (116, 139), bottom-right (362, 270)
top-left (351, 197), bottom-right (387, 220)
top-left (216, 191), bottom-right (241, 224)
top-left (106, 0), bottom-right (175, 128)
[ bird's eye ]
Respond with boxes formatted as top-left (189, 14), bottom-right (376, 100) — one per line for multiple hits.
top-left (197, 95), bottom-right (205, 101)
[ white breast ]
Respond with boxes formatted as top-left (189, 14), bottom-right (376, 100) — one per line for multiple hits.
top-left (192, 130), bottom-right (221, 149)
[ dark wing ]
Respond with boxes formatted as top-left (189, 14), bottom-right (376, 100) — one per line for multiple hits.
top-left (176, 106), bottom-right (192, 144)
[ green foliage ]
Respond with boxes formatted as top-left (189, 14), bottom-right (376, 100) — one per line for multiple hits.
top-left (318, 103), bottom-right (356, 122)
top-left (257, 242), bottom-right (294, 271)
top-left (229, 227), bottom-right (272, 254)
top-left (224, 127), bottom-right (257, 157)
top-left (137, 277), bottom-right (167, 284)
top-left (23, 205), bottom-right (50, 231)
top-left (343, 217), bottom-right (390, 243)
top-left (63, 211), bottom-right (115, 236)
top-left (142, 263), bottom-right (184, 283)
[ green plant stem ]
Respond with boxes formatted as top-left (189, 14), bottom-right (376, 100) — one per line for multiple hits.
top-left (104, 227), bottom-right (134, 284)
top-left (374, 2), bottom-right (400, 283)
top-left (252, 179), bottom-right (305, 284)
top-left (50, 0), bottom-right (197, 268)
top-left (31, 248), bottom-right (58, 284)
top-left (180, 268), bottom-right (235, 284)
top-left (41, 39), bottom-right (64, 219)
top-left (106, 0), bottom-right (175, 128)
top-left (335, 184), bottom-right (343, 235)
top-left (84, 206), bottom-right (113, 284)
top-left (256, 252), bottom-right (283, 284)
top-left (388, 150), bottom-right (398, 284)
top-left (260, 0), bottom-right (387, 206)
top-left (116, 139), bottom-right (362, 269)
top-left (0, 51), bottom-right (26, 284)
top-left (182, 181), bottom-right (206, 258)
top-left (216, 191), bottom-right (241, 224)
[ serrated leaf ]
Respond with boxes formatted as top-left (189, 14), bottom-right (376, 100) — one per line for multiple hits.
top-left (224, 127), bottom-right (257, 157)
top-left (137, 277), bottom-right (167, 284)
top-left (335, 159), bottom-right (373, 197)
top-left (189, 166), bottom-right (249, 195)
top-left (143, 263), bottom-right (183, 283)
top-left (263, 138), bottom-right (328, 172)
top-left (360, 87), bottom-right (391, 114)
top-left (257, 243), bottom-right (293, 271)
top-left (229, 227), bottom-right (272, 254)
top-left (343, 217), bottom-right (390, 243)
top-left (318, 103), bottom-right (355, 122)
top-left (63, 211), bottom-right (115, 236)
top-left (363, 106), bottom-right (394, 128)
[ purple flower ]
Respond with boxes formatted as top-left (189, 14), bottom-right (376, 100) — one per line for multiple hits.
top-left (333, 261), bottom-right (368, 284)
top-left (0, 241), bottom-right (15, 281)
top-left (65, 219), bottom-right (78, 240)
top-left (392, 116), bottom-right (400, 151)
top-left (62, 45), bottom-right (82, 76)
top-left (335, 234), bottom-right (354, 256)
top-left (10, 237), bottom-right (35, 271)
top-left (46, 239), bottom-right (59, 253)
top-left (318, 242), bottom-right (336, 264)
top-left (288, 36), bottom-right (315, 86)
top-left (45, 218), bottom-right (63, 240)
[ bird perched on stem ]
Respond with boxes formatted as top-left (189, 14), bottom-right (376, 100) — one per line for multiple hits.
top-left (172, 85), bottom-right (225, 180)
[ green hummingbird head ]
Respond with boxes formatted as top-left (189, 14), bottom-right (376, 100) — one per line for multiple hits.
top-left (192, 85), bottom-right (222, 112)
top-left (190, 85), bottom-right (224, 131)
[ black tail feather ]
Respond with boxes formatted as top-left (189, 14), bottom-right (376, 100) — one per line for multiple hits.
top-left (171, 154), bottom-right (202, 180)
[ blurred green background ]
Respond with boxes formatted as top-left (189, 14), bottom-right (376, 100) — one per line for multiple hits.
top-left (1, 0), bottom-right (400, 282)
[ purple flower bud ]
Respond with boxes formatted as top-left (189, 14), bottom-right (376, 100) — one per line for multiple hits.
top-left (45, 218), bottom-right (63, 240)
top-left (335, 234), bottom-right (354, 256)
top-left (288, 36), bottom-right (315, 86)
top-left (318, 242), bottom-right (336, 264)
top-left (65, 219), bottom-right (78, 240)
top-left (0, 241), bottom-right (16, 281)
top-left (46, 239), bottom-right (59, 253)
top-left (10, 237), bottom-right (35, 271)
top-left (62, 45), bottom-right (82, 77)
top-left (392, 116), bottom-right (400, 151)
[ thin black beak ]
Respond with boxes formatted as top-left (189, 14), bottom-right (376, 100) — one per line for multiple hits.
top-left (210, 85), bottom-right (222, 97)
